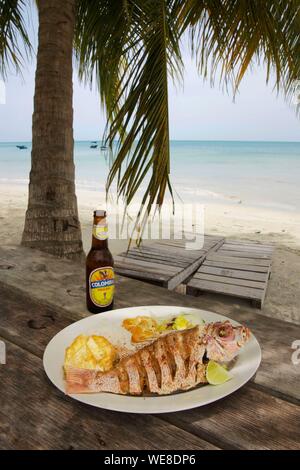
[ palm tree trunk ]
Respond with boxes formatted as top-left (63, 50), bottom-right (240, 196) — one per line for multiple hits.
top-left (22, 0), bottom-right (83, 260)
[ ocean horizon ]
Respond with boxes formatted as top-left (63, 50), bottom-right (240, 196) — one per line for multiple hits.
top-left (1, 140), bottom-right (300, 213)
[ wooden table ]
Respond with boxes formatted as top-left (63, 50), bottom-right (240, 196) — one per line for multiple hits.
top-left (0, 246), bottom-right (299, 450)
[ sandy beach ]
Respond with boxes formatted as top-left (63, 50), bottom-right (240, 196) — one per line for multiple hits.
top-left (1, 182), bottom-right (300, 252)
top-left (1, 182), bottom-right (300, 326)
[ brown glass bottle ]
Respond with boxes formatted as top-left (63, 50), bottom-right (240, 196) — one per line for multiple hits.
top-left (86, 210), bottom-right (114, 313)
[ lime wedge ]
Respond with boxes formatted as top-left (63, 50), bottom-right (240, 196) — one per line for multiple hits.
top-left (206, 360), bottom-right (231, 385)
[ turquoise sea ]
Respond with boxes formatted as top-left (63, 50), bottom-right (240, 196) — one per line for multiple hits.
top-left (0, 140), bottom-right (300, 212)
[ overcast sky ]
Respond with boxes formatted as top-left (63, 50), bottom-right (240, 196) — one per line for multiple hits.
top-left (0, 5), bottom-right (299, 142)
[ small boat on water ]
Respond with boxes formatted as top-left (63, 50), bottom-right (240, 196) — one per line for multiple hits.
top-left (100, 145), bottom-right (107, 150)
top-left (90, 144), bottom-right (98, 149)
top-left (16, 145), bottom-right (28, 150)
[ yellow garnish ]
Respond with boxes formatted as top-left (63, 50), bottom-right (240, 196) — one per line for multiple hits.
top-left (172, 315), bottom-right (192, 330)
top-left (122, 316), bottom-right (158, 343)
top-left (123, 314), bottom-right (196, 342)
top-left (64, 334), bottom-right (117, 371)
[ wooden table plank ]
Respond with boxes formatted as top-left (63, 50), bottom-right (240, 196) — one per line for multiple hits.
top-left (188, 279), bottom-right (264, 301)
top-left (204, 260), bottom-right (270, 273)
top-left (110, 268), bottom-right (170, 286)
top-left (222, 244), bottom-right (274, 254)
top-left (0, 246), bottom-right (299, 405)
top-left (124, 251), bottom-right (188, 267)
top-left (0, 339), bottom-right (216, 450)
top-left (218, 250), bottom-right (272, 260)
top-left (197, 265), bottom-right (268, 282)
top-left (162, 385), bottom-right (300, 450)
top-left (0, 275), bottom-right (299, 404)
top-left (193, 273), bottom-right (266, 289)
top-left (129, 245), bottom-right (201, 261)
top-left (1, 281), bottom-right (299, 449)
top-left (225, 239), bottom-right (274, 249)
top-left (115, 256), bottom-right (179, 274)
top-left (207, 254), bottom-right (271, 267)
top-left (131, 245), bottom-right (202, 260)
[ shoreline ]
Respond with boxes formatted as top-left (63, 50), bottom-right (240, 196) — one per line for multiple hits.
top-left (1, 182), bottom-right (300, 254)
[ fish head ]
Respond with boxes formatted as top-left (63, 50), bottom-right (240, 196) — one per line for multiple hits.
top-left (202, 321), bottom-right (251, 363)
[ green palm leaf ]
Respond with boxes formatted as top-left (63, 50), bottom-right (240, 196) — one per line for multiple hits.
top-left (0, 0), bottom-right (32, 78)
top-left (75, 1), bottom-right (128, 124)
top-left (76, 1), bottom-right (300, 243)
top-left (182, 1), bottom-right (300, 98)
top-left (74, 0), bottom-right (300, 244)
top-left (75, 0), bottom-right (183, 242)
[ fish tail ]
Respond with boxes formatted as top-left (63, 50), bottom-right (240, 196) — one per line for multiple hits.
top-left (65, 366), bottom-right (101, 394)
top-left (65, 366), bottom-right (123, 395)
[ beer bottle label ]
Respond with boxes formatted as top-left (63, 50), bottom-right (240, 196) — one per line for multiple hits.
top-left (89, 267), bottom-right (114, 308)
top-left (93, 220), bottom-right (108, 240)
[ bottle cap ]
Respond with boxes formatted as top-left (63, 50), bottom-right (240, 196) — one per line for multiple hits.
top-left (94, 210), bottom-right (106, 217)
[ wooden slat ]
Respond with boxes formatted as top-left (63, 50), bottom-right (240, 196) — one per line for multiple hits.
top-left (111, 267), bottom-right (169, 285)
top-left (222, 243), bottom-right (274, 254)
top-left (198, 265), bottom-right (268, 282)
top-left (114, 256), bottom-right (179, 274)
top-left (225, 239), bottom-right (274, 249)
top-left (167, 255), bottom-right (205, 290)
top-left (157, 237), bottom-right (224, 252)
top-left (203, 260), bottom-right (270, 273)
top-left (223, 242), bottom-right (274, 250)
top-left (194, 273), bottom-right (266, 289)
top-left (156, 239), bottom-right (188, 247)
top-left (188, 278), bottom-right (263, 301)
top-left (0, 338), bottom-right (216, 450)
top-left (163, 386), bottom-right (300, 450)
top-left (129, 246), bottom-right (201, 262)
top-left (132, 245), bottom-right (205, 260)
top-left (126, 250), bottom-right (193, 265)
top-left (221, 248), bottom-right (273, 257)
top-left (217, 249), bottom-right (272, 260)
top-left (125, 254), bottom-right (187, 268)
top-left (207, 253), bottom-right (271, 267)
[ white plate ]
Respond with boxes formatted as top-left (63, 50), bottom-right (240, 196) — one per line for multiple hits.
top-left (43, 305), bottom-right (261, 414)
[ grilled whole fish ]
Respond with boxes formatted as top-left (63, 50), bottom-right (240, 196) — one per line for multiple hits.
top-left (65, 321), bottom-right (250, 396)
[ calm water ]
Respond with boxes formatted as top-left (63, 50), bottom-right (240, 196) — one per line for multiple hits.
top-left (0, 140), bottom-right (300, 211)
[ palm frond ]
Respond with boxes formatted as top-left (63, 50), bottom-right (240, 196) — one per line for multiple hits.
top-left (0, 0), bottom-right (32, 78)
top-left (76, 0), bottom-right (183, 241)
top-left (74, 0), bottom-right (135, 125)
top-left (180, 0), bottom-right (300, 97)
top-left (76, 0), bottom-right (300, 242)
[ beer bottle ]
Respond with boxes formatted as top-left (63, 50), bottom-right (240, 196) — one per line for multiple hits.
top-left (86, 210), bottom-right (114, 313)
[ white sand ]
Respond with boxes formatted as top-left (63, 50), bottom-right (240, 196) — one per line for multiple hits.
top-left (1, 182), bottom-right (300, 253)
